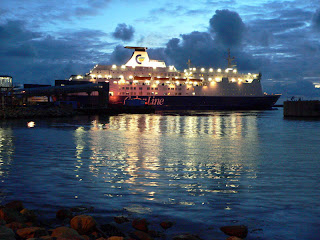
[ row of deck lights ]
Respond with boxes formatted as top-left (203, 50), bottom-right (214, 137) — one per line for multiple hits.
top-left (94, 64), bottom-right (257, 76)
top-left (110, 64), bottom-right (238, 73)
top-left (91, 74), bottom-right (249, 84)
top-left (91, 74), bottom-right (254, 81)
top-left (112, 78), bottom-right (248, 85)
top-left (110, 65), bottom-right (176, 70)
top-left (185, 68), bottom-right (238, 73)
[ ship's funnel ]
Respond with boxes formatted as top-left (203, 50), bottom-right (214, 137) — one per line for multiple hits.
top-left (124, 46), bottom-right (166, 68)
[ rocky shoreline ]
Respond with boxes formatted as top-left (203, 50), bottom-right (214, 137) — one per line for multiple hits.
top-left (0, 200), bottom-right (249, 240)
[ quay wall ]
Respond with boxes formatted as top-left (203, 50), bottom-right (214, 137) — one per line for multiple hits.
top-left (283, 100), bottom-right (320, 117)
top-left (0, 106), bottom-right (75, 119)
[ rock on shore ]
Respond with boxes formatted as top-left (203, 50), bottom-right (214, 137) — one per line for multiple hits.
top-left (0, 200), bottom-right (251, 240)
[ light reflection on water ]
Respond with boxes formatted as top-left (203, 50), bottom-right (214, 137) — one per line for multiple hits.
top-left (0, 110), bottom-right (319, 239)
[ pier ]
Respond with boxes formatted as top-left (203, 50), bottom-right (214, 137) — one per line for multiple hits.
top-left (283, 100), bottom-right (320, 117)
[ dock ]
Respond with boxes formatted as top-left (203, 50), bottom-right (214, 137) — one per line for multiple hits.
top-left (283, 100), bottom-right (320, 117)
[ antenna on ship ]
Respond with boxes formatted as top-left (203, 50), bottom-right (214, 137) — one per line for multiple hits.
top-left (227, 49), bottom-right (236, 69)
top-left (187, 59), bottom-right (192, 69)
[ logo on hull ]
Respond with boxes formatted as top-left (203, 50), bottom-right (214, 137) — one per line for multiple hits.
top-left (124, 97), bottom-right (165, 106)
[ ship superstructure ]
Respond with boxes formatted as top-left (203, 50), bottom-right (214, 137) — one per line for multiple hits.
top-left (68, 46), bottom-right (280, 109)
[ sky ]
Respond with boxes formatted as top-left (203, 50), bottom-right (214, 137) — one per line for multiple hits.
top-left (0, 0), bottom-right (320, 97)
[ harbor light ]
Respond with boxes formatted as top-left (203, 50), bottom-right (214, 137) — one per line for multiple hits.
top-left (156, 80), bottom-right (160, 84)
top-left (217, 68), bottom-right (221, 72)
top-left (121, 65), bottom-right (126, 69)
top-left (208, 77), bottom-right (212, 81)
top-left (231, 78), bottom-right (236, 82)
top-left (129, 75), bottom-right (133, 79)
top-left (233, 69), bottom-right (237, 73)
top-left (98, 74), bottom-right (102, 78)
top-left (27, 121), bottom-right (35, 128)
top-left (112, 65), bottom-right (117, 69)
top-left (76, 75), bottom-right (83, 79)
top-left (176, 81), bottom-right (180, 85)
top-left (215, 77), bottom-right (221, 82)
top-left (193, 68), bottom-right (196, 71)
top-left (91, 74), bottom-right (96, 78)
top-left (119, 75), bottom-right (124, 79)
top-left (209, 68), bottom-right (213, 72)
top-left (201, 68), bottom-right (205, 72)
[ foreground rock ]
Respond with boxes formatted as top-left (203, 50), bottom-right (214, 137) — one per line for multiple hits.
top-left (100, 224), bottom-right (125, 237)
top-left (132, 230), bottom-right (153, 240)
top-left (16, 226), bottom-right (48, 238)
top-left (20, 208), bottom-right (37, 222)
top-left (6, 221), bottom-right (27, 231)
top-left (0, 225), bottom-right (15, 240)
top-left (56, 209), bottom-right (73, 221)
top-left (0, 207), bottom-right (25, 223)
top-left (132, 218), bottom-right (148, 232)
top-left (51, 226), bottom-right (84, 239)
top-left (5, 200), bottom-right (24, 212)
top-left (220, 225), bottom-right (248, 239)
top-left (71, 215), bottom-right (97, 235)
top-left (226, 236), bottom-right (243, 240)
top-left (160, 221), bottom-right (173, 230)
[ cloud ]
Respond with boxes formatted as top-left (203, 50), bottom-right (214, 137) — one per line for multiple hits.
top-left (112, 23), bottom-right (135, 41)
top-left (209, 9), bottom-right (245, 48)
top-left (0, 19), bottom-right (111, 84)
top-left (312, 9), bottom-right (320, 31)
top-left (109, 45), bottom-right (132, 64)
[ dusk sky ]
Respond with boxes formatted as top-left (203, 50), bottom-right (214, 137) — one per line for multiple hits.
top-left (0, 0), bottom-right (320, 97)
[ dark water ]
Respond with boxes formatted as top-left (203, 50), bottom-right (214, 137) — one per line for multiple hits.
top-left (0, 109), bottom-right (319, 239)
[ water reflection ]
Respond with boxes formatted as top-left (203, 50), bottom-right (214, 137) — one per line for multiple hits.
top-left (0, 127), bottom-right (14, 179)
top-left (71, 112), bottom-right (259, 206)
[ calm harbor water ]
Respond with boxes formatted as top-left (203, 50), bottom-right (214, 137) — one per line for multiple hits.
top-left (0, 109), bottom-right (319, 239)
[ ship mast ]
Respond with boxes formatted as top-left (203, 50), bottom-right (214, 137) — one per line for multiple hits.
top-left (227, 49), bottom-right (236, 69)
top-left (186, 59), bottom-right (193, 79)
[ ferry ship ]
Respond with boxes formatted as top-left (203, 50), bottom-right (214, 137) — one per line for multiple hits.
top-left (69, 46), bottom-right (280, 110)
